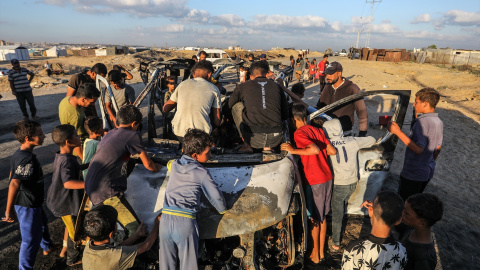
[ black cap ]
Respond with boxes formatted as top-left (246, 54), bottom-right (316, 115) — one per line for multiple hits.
top-left (324, 61), bottom-right (343, 75)
top-left (259, 53), bottom-right (267, 59)
top-left (11, 59), bottom-right (19, 64)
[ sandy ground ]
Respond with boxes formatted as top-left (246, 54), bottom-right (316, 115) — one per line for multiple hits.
top-left (0, 52), bottom-right (479, 269)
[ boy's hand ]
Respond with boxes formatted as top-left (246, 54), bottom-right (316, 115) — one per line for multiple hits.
top-left (2, 212), bottom-right (15, 223)
top-left (154, 213), bottom-right (162, 226)
top-left (387, 121), bottom-right (401, 135)
top-left (133, 221), bottom-right (147, 238)
top-left (281, 143), bottom-right (294, 153)
top-left (361, 200), bottom-right (373, 209)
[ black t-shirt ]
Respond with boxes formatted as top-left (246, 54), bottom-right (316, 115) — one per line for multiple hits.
top-left (46, 153), bottom-right (83, 217)
top-left (228, 77), bottom-right (289, 133)
top-left (401, 231), bottom-right (437, 270)
top-left (67, 71), bottom-right (93, 96)
top-left (10, 149), bottom-right (44, 208)
top-left (85, 128), bottom-right (145, 205)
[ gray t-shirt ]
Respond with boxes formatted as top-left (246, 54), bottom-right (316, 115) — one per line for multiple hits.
top-left (105, 83), bottom-right (136, 108)
top-left (170, 77), bottom-right (221, 137)
top-left (82, 240), bottom-right (138, 270)
top-left (401, 113), bottom-right (443, 181)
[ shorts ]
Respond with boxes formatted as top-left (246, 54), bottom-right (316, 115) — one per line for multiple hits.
top-left (305, 181), bottom-right (332, 222)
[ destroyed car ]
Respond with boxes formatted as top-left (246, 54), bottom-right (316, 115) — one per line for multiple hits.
top-left (96, 63), bottom-right (411, 269)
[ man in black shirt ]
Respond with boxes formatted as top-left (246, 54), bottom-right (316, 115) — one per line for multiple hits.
top-left (228, 60), bottom-right (289, 152)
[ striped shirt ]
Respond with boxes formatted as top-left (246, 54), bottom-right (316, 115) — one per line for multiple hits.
top-left (8, 68), bottom-right (34, 92)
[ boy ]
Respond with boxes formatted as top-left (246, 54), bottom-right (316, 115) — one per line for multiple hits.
top-left (159, 129), bottom-right (227, 270)
top-left (82, 116), bottom-right (104, 179)
top-left (342, 191), bottom-right (407, 270)
top-left (388, 88), bottom-right (443, 201)
top-left (3, 120), bottom-right (56, 270)
top-left (106, 70), bottom-right (136, 124)
top-left (161, 75), bottom-right (177, 139)
top-left (82, 205), bottom-right (161, 270)
top-left (402, 193), bottom-right (443, 270)
top-left (46, 124), bottom-right (86, 266)
top-left (323, 118), bottom-right (376, 251)
top-left (59, 82), bottom-right (100, 159)
top-left (280, 103), bottom-right (337, 265)
top-left (85, 105), bottom-right (161, 237)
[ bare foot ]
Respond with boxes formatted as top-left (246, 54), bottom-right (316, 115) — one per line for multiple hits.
top-left (43, 243), bottom-right (61, 255)
top-left (59, 246), bottom-right (67, 258)
top-left (331, 245), bottom-right (340, 251)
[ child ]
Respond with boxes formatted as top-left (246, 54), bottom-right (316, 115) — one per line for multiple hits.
top-left (388, 88), bottom-right (443, 201)
top-left (303, 58), bottom-right (310, 82)
top-left (402, 193), bottom-right (443, 270)
top-left (3, 120), bottom-right (56, 269)
top-left (85, 105), bottom-right (161, 237)
top-left (280, 103), bottom-right (337, 265)
top-left (323, 118), bottom-right (376, 251)
top-left (82, 116), bottom-right (104, 179)
top-left (105, 70), bottom-right (136, 124)
top-left (159, 129), bottom-right (226, 270)
top-left (162, 75), bottom-right (177, 139)
top-left (342, 191), bottom-right (407, 270)
top-left (309, 59), bottom-right (317, 83)
top-left (239, 66), bottom-right (246, 83)
top-left (46, 124), bottom-right (86, 266)
top-left (82, 205), bottom-right (161, 270)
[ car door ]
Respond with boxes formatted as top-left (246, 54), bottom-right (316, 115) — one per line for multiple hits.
top-left (308, 90), bottom-right (411, 214)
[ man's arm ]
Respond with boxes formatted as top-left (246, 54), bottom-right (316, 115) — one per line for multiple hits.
top-left (2, 178), bottom-right (20, 222)
top-left (387, 121), bottom-right (424, 154)
top-left (28, 73), bottom-right (34, 83)
top-left (326, 143), bottom-right (337, 155)
top-left (105, 102), bottom-right (116, 123)
top-left (9, 81), bottom-right (16, 96)
top-left (212, 108), bottom-right (221, 127)
top-left (138, 151), bottom-right (162, 172)
top-left (281, 142), bottom-right (320, 156)
top-left (162, 99), bottom-right (176, 113)
top-left (66, 86), bottom-right (76, 97)
top-left (355, 98), bottom-right (368, 134)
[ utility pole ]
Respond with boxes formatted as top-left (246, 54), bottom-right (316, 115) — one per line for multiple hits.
top-left (364, 0), bottom-right (381, 48)
top-left (355, 29), bottom-right (361, 48)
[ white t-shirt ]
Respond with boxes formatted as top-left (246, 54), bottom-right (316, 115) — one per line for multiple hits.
top-left (170, 77), bottom-right (221, 137)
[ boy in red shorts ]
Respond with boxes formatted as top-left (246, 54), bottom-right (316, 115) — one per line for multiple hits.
top-left (281, 103), bottom-right (337, 265)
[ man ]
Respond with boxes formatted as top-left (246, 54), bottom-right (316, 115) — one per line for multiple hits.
top-left (163, 60), bottom-right (222, 143)
top-left (67, 63), bottom-right (107, 117)
top-left (259, 53), bottom-right (267, 61)
top-left (315, 62), bottom-right (368, 136)
top-left (8, 59), bottom-right (38, 120)
top-left (295, 54), bottom-right (305, 81)
top-left (198, 50), bottom-right (208, 61)
top-left (44, 61), bottom-right (52, 76)
top-left (228, 60), bottom-right (289, 153)
top-left (59, 83), bottom-right (100, 158)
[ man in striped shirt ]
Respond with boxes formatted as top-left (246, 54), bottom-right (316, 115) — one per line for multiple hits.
top-left (8, 59), bottom-right (37, 120)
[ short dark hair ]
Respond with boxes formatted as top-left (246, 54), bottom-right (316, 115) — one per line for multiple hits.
top-left (406, 193), bottom-right (443, 227)
top-left (323, 54), bottom-right (328, 58)
top-left (108, 69), bottom-right (123, 84)
top-left (290, 55), bottom-right (294, 60)
top-left (182, 129), bottom-right (214, 157)
top-left (248, 53), bottom-right (254, 59)
top-left (372, 191), bottom-right (404, 227)
top-left (84, 205), bottom-right (118, 242)
top-left (91, 63), bottom-right (107, 76)
top-left (291, 83), bottom-right (305, 96)
top-left (291, 103), bottom-right (307, 120)
top-left (192, 60), bottom-right (214, 74)
top-left (84, 116), bottom-right (103, 135)
top-left (13, 120), bottom-right (41, 144)
top-left (52, 124), bottom-right (76, 147)
top-left (112, 64), bottom-right (122, 71)
top-left (192, 55), bottom-right (198, 60)
top-left (250, 60), bottom-right (269, 76)
top-left (199, 51), bottom-right (207, 57)
top-left (75, 83), bottom-right (100, 99)
top-left (416, 87), bottom-right (440, 108)
top-left (116, 105), bottom-right (142, 126)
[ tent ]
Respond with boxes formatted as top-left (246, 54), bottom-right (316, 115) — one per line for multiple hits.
top-left (0, 46), bottom-right (30, 61)
top-left (45, 46), bottom-right (67, 57)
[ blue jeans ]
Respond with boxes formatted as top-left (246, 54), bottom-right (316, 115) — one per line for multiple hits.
top-left (331, 183), bottom-right (357, 246)
top-left (14, 205), bottom-right (53, 270)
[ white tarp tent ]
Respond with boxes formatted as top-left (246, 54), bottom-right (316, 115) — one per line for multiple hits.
top-left (0, 46), bottom-right (30, 61)
top-left (45, 46), bottom-right (67, 57)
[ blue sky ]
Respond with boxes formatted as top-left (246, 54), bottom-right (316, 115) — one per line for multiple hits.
top-left (1, 0), bottom-right (479, 50)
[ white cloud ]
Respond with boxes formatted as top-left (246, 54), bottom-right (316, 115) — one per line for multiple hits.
top-left (211, 14), bottom-right (245, 27)
top-left (184, 9), bottom-right (210, 23)
top-left (411, 13), bottom-right (431, 24)
top-left (443, 10), bottom-right (480, 26)
top-left (249, 15), bottom-right (329, 30)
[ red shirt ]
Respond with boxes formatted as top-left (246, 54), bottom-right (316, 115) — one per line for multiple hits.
top-left (318, 60), bottom-right (327, 77)
top-left (309, 64), bottom-right (316, 74)
top-left (294, 125), bottom-right (332, 185)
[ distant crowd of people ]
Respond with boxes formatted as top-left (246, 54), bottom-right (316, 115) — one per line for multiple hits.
top-left (4, 53), bottom-right (444, 270)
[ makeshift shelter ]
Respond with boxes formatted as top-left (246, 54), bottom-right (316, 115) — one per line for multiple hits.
top-left (0, 46), bottom-right (30, 61)
top-left (45, 46), bottom-right (67, 57)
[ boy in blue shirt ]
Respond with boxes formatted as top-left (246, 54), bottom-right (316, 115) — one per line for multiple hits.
top-left (3, 120), bottom-right (56, 270)
top-left (82, 116), bottom-right (104, 179)
top-left (159, 129), bottom-right (227, 270)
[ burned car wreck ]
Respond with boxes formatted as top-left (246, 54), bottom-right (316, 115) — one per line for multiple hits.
top-left (95, 60), bottom-right (411, 269)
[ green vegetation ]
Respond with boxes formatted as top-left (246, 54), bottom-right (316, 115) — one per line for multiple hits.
top-left (428, 45), bottom-right (437, 49)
